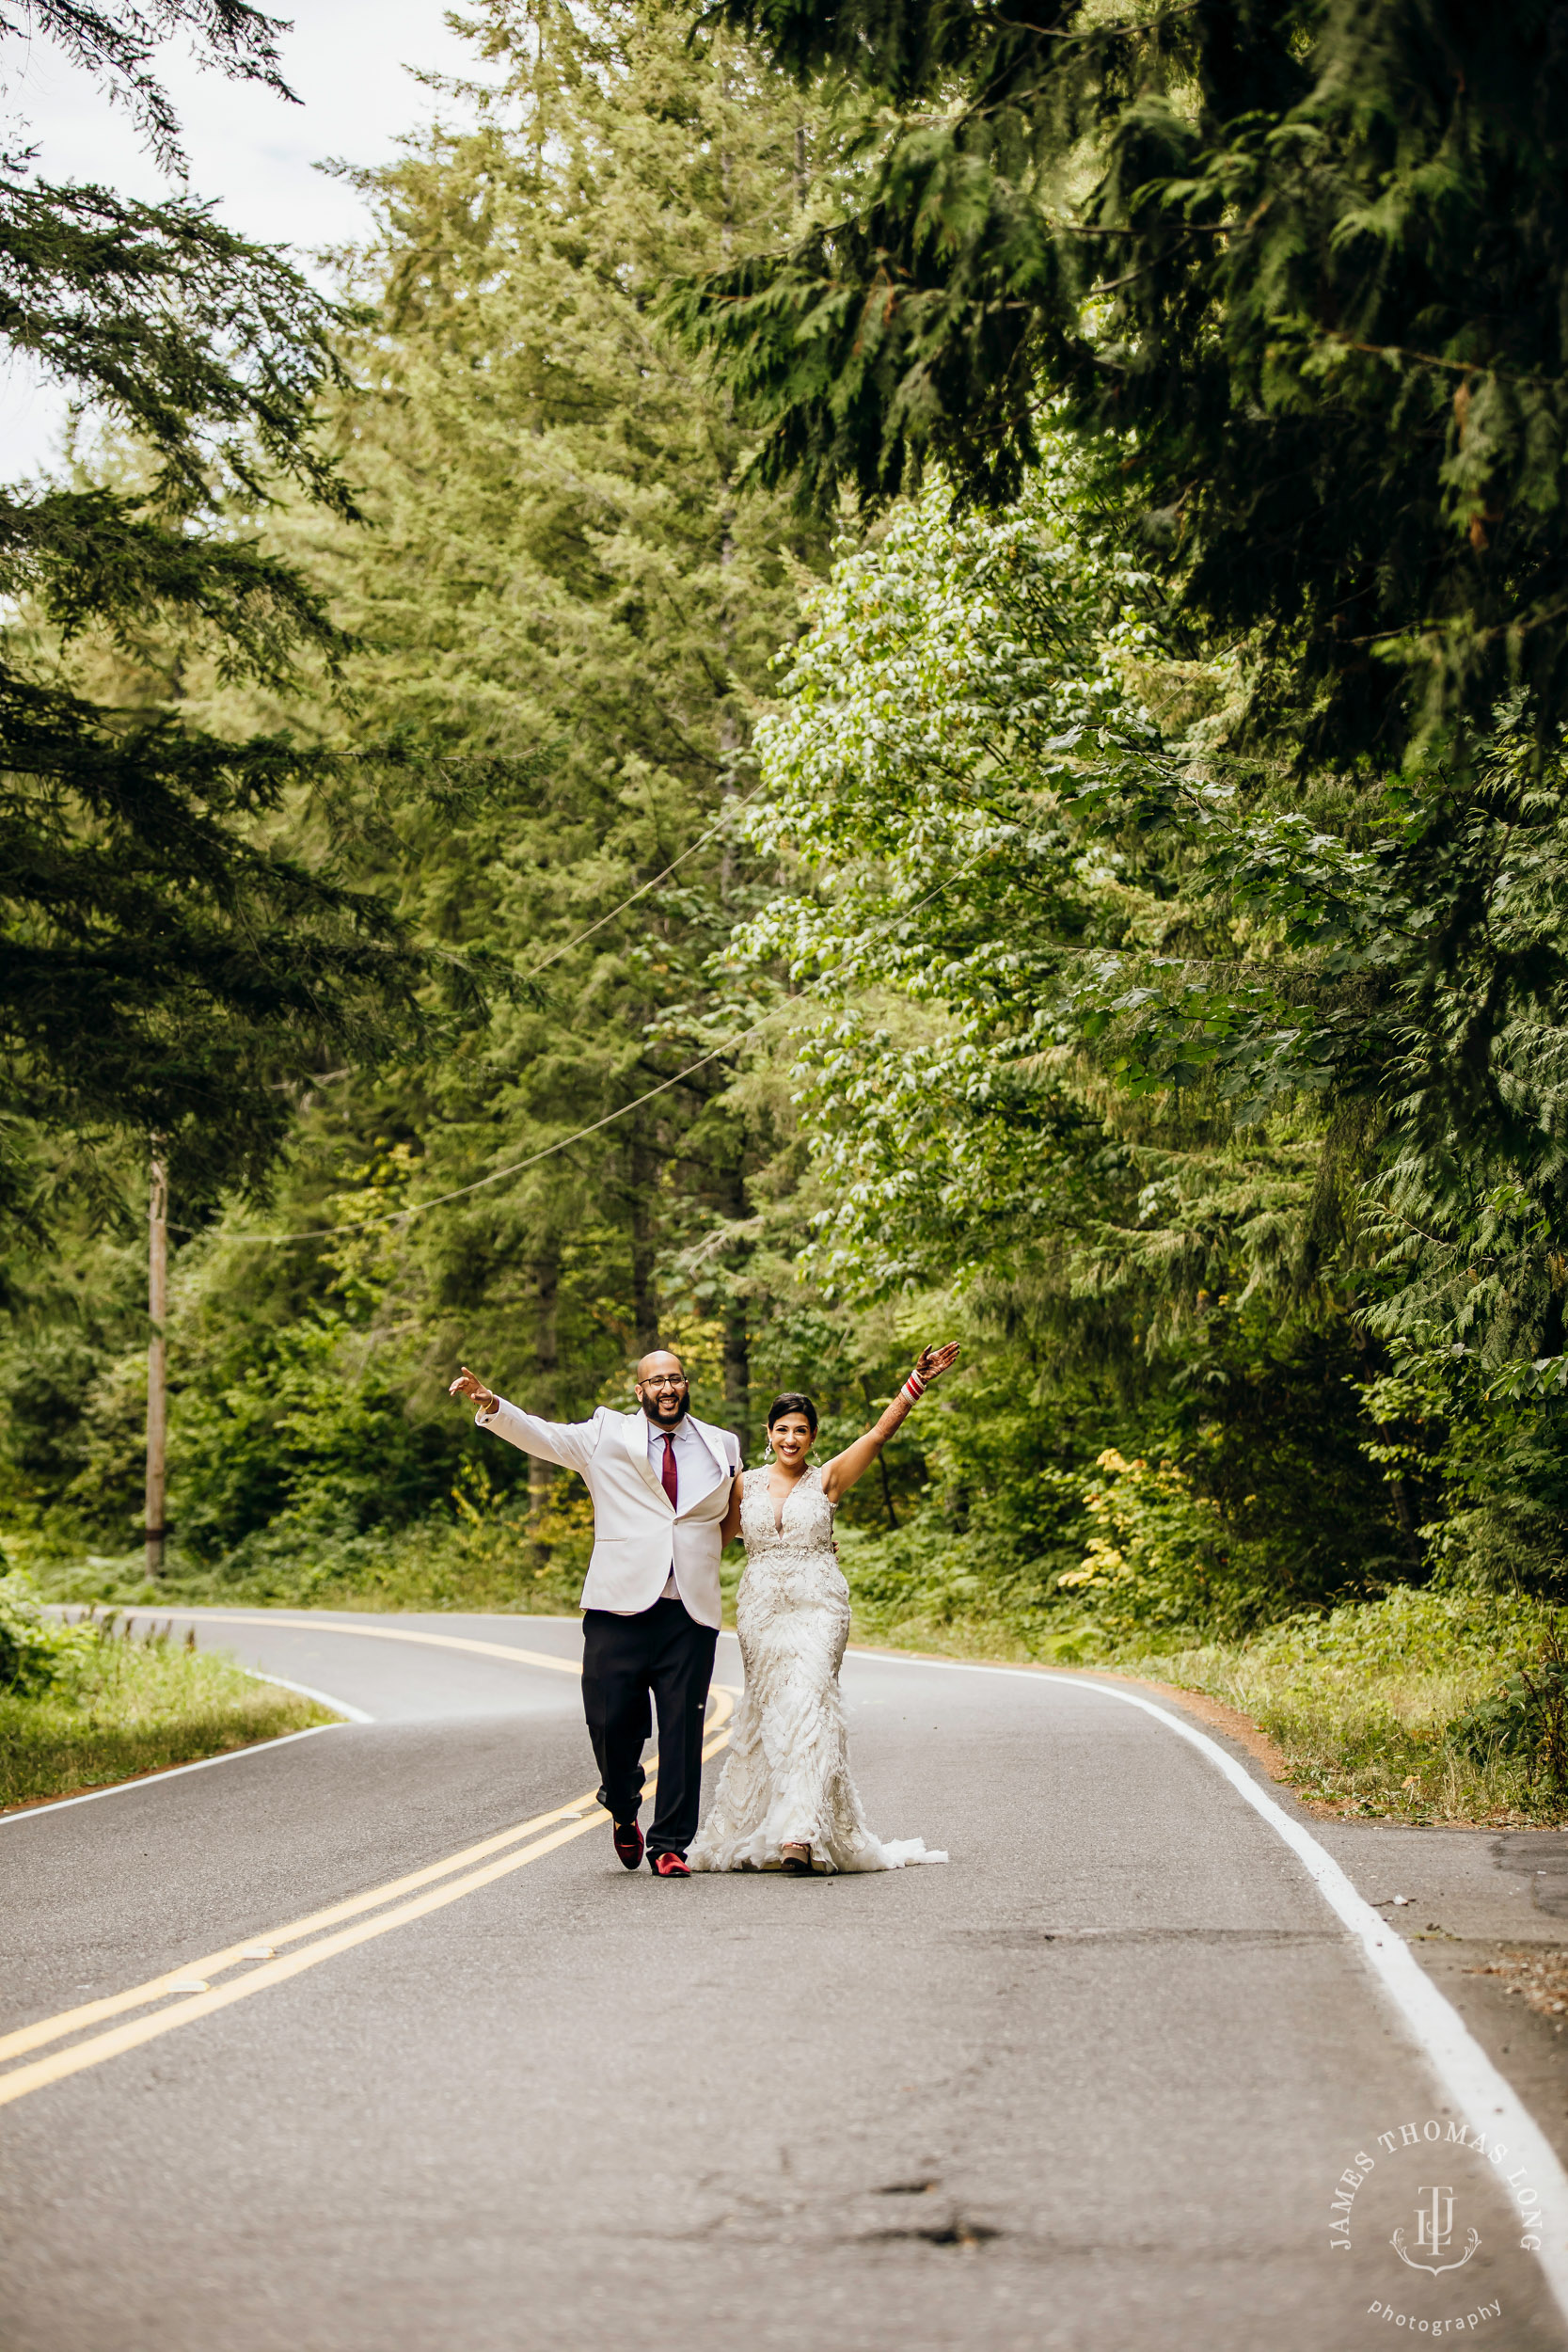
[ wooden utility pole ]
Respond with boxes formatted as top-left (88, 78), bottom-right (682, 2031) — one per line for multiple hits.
top-left (145, 1144), bottom-right (167, 1576)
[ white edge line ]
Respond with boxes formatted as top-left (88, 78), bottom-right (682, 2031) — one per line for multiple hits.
top-left (840, 1645), bottom-right (1568, 2322)
top-left (0, 1723), bottom-right (348, 1825)
top-left (239, 1668), bottom-right (373, 1724)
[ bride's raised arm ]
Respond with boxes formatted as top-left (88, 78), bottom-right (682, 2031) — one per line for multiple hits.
top-left (820, 1344), bottom-right (960, 1505)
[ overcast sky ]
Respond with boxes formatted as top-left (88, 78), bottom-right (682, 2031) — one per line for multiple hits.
top-left (1, 1), bottom-right (490, 472)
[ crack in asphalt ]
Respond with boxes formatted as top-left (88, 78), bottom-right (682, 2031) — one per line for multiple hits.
top-left (951, 1925), bottom-right (1341, 1947)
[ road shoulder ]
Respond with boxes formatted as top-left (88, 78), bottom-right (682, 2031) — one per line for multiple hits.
top-left (864, 1641), bottom-right (1568, 2179)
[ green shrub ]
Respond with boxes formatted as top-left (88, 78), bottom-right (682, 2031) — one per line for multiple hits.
top-left (0, 1566), bottom-right (91, 1694)
top-left (169, 1314), bottom-right (466, 1559)
top-left (1448, 1619), bottom-right (1568, 1785)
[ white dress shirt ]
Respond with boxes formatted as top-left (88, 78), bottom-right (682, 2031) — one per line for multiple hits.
top-left (646, 1415), bottom-right (725, 1597)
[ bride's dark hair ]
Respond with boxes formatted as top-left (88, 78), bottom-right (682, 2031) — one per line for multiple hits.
top-left (766, 1391), bottom-right (818, 1436)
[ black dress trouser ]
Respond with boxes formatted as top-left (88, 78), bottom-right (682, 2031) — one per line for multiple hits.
top-left (580, 1597), bottom-right (718, 1858)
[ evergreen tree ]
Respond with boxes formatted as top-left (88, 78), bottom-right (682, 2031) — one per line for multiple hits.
top-left (681, 0), bottom-right (1568, 761)
top-left (24, 0), bottom-right (855, 1567)
top-left (1, 0), bottom-right (437, 1226)
top-left (247, 0), bottom-right (833, 1424)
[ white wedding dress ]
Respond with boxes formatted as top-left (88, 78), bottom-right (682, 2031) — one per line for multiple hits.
top-left (689, 1464), bottom-right (948, 1874)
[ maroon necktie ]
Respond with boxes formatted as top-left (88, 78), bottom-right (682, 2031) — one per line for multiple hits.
top-left (659, 1432), bottom-right (679, 1509)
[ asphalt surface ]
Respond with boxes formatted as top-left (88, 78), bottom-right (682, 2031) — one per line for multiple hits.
top-left (3, 1609), bottom-right (1568, 2352)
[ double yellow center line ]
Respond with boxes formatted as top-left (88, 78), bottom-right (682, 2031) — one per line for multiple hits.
top-left (1, 1616), bottom-right (735, 2112)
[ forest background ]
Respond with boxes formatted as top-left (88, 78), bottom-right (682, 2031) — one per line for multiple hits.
top-left (7, 0), bottom-right (1568, 1820)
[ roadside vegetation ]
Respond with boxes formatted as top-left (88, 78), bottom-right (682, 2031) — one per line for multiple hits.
top-left (19, 1525), bottom-right (1568, 1827)
top-left (0, 1569), bottom-right (331, 1809)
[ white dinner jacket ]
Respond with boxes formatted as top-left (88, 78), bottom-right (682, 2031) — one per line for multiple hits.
top-left (475, 1401), bottom-right (739, 1629)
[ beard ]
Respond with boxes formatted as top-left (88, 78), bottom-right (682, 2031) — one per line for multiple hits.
top-left (640, 1391), bottom-right (689, 1426)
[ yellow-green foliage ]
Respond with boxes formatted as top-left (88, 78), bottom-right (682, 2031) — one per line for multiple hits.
top-left (1058, 1449), bottom-right (1247, 1640)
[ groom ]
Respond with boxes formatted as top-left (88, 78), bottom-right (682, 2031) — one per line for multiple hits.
top-left (448, 1352), bottom-right (740, 1877)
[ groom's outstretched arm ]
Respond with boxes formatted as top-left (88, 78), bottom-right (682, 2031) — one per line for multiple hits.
top-left (448, 1367), bottom-right (598, 1473)
top-left (480, 1399), bottom-right (599, 1472)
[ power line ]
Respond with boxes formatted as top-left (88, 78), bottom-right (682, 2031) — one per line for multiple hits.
top-left (208, 851), bottom-right (992, 1249)
top-left (518, 779), bottom-right (768, 982)
top-left (232, 1019), bottom-right (777, 1245)
top-left (167, 785), bottom-right (771, 1240)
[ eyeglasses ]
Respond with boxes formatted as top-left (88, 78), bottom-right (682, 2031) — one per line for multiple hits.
top-left (640, 1375), bottom-right (688, 1391)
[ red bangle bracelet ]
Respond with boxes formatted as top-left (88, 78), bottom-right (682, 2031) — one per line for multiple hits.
top-left (901, 1371), bottom-right (926, 1403)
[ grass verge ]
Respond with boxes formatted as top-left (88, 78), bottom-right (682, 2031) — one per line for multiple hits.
top-left (1, 1617), bottom-right (335, 1810)
top-left (1120, 1591), bottom-right (1561, 1826)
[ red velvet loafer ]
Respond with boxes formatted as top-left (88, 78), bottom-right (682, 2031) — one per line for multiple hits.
top-left (612, 1820), bottom-right (644, 1870)
top-left (649, 1851), bottom-right (690, 1877)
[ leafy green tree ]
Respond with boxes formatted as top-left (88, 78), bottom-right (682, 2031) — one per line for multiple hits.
top-left (726, 445), bottom-right (1424, 1613)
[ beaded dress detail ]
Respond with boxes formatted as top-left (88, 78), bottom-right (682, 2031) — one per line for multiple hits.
top-left (689, 1464), bottom-right (947, 1874)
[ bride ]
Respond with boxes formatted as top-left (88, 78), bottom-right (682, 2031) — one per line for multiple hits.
top-left (689, 1344), bottom-right (959, 1877)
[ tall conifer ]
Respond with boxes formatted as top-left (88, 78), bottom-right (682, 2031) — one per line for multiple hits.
top-left (0, 0), bottom-right (438, 1224)
top-left (220, 0), bottom-right (833, 1462)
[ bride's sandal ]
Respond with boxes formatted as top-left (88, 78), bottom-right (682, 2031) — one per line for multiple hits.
top-left (780, 1842), bottom-right (814, 1875)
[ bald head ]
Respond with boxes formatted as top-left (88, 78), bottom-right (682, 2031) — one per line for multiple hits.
top-left (634, 1349), bottom-right (689, 1426)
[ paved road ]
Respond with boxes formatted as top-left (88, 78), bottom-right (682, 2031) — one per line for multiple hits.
top-left (3, 1611), bottom-right (1567, 2352)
